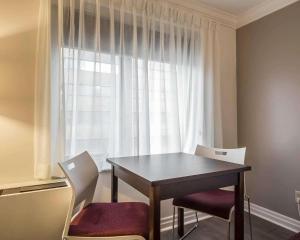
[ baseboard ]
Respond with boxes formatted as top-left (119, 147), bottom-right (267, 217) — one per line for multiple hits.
top-left (160, 202), bottom-right (300, 233)
top-left (160, 210), bottom-right (211, 232)
top-left (245, 201), bottom-right (300, 233)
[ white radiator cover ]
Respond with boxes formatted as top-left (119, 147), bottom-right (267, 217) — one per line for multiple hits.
top-left (0, 180), bottom-right (72, 240)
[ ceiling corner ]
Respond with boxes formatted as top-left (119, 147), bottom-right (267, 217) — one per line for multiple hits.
top-left (237, 0), bottom-right (299, 28)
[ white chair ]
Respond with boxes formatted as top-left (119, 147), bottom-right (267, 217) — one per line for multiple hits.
top-left (288, 196), bottom-right (300, 240)
top-left (172, 145), bottom-right (253, 240)
top-left (59, 151), bottom-right (149, 240)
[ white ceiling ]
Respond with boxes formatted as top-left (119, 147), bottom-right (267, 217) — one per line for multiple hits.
top-left (196, 0), bottom-right (266, 15)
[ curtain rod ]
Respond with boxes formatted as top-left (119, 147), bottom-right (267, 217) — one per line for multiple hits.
top-left (54, 0), bottom-right (236, 30)
top-left (62, 1), bottom-right (220, 33)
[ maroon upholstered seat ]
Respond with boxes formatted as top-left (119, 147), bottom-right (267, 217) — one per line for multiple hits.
top-left (290, 233), bottom-right (300, 240)
top-left (173, 189), bottom-right (234, 219)
top-left (69, 202), bottom-right (149, 238)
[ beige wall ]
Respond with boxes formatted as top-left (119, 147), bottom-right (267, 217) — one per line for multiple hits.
top-left (0, 0), bottom-right (39, 184)
top-left (237, 1), bottom-right (300, 219)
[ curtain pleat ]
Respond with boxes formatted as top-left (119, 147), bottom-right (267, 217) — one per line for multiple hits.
top-left (34, 0), bottom-right (51, 179)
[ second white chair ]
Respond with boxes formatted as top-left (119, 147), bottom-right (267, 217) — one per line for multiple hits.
top-left (172, 145), bottom-right (253, 240)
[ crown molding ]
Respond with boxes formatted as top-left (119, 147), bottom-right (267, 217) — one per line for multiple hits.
top-left (237, 0), bottom-right (300, 28)
top-left (168, 0), bottom-right (300, 30)
top-left (167, 0), bottom-right (238, 29)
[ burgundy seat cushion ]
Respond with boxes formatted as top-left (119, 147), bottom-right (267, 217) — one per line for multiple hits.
top-left (173, 189), bottom-right (234, 219)
top-left (290, 233), bottom-right (300, 240)
top-left (69, 202), bottom-right (149, 238)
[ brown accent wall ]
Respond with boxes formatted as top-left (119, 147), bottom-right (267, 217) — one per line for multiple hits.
top-left (237, 2), bottom-right (300, 219)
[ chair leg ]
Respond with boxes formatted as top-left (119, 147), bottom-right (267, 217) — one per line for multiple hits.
top-left (178, 211), bottom-right (199, 240)
top-left (247, 198), bottom-right (253, 240)
top-left (172, 206), bottom-right (176, 240)
top-left (227, 221), bottom-right (231, 240)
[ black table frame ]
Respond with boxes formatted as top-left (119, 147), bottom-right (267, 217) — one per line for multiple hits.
top-left (108, 153), bottom-right (250, 240)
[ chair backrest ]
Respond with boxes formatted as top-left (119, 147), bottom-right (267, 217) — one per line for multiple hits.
top-left (195, 145), bottom-right (247, 193)
top-left (195, 145), bottom-right (246, 165)
top-left (59, 152), bottom-right (99, 238)
top-left (58, 151), bottom-right (98, 210)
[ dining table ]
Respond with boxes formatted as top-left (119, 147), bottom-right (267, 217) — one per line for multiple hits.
top-left (107, 152), bottom-right (251, 240)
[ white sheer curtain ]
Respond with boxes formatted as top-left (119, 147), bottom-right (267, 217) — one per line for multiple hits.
top-left (35, 0), bottom-right (222, 177)
top-left (34, 0), bottom-right (51, 179)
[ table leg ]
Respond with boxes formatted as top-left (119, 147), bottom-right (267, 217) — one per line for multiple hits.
top-left (111, 166), bottom-right (118, 203)
top-left (178, 207), bottom-right (184, 237)
top-left (149, 186), bottom-right (160, 240)
top-left (235, 172), bottom-right (244, 240)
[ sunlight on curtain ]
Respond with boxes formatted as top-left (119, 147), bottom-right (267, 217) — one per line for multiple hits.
top-left (48, 0), bottom-right (222, 174)
top-left (34, 0), bottom-right (51, 179)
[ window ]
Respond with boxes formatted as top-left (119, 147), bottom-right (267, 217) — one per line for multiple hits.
top-left (63, 48), bottom-right (180, 169)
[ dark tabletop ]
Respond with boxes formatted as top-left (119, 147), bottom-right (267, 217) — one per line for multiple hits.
top-left (107, 152), bottom-right (251, 185)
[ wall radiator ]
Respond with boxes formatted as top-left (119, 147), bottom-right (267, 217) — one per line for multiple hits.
top-left (0, 179), bottom-right (72, 240)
